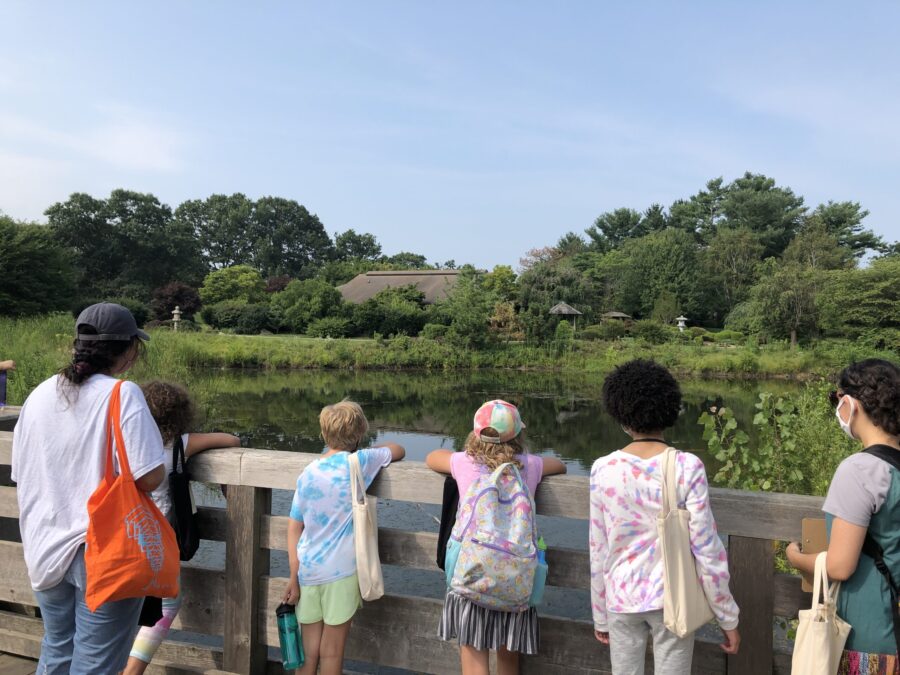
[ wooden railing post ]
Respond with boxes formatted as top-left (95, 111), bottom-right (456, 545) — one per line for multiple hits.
top-left (224, 485), bottom-right (271, 674)
top-left (727, 536), bottom-right (774, 675)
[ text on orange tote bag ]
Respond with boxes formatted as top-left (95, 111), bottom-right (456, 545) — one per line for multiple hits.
top-left (85, 380), bottom-right (179, 611)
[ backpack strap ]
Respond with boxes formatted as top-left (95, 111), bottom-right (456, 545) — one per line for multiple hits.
top-left (861, 444), bottom-right (900, 657)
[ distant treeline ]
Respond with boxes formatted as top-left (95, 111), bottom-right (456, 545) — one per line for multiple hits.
top-left (1, 173), bottom-right (898, 351)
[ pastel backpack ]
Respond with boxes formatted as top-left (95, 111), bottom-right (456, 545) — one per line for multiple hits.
top-left (445, 462), bottom-right (539, 612)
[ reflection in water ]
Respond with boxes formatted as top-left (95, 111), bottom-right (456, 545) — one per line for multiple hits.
top-left (179, 370), bottom-right (800, 481)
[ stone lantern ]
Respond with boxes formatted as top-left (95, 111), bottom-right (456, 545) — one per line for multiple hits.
top-left (172, 305), bottom-right (182, 332)
top-left (676, 315), bottom-right (688, 332)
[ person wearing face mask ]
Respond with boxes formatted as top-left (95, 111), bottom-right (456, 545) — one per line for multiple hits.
top-left (787, 358), bottom-right (900, 674)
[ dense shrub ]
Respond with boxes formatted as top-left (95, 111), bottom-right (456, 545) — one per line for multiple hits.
top-left (307, 317), bottom-right (351, 338)
top-left (420, 323), bottom-right (449, 340)
top-left (200, 265), bottom-right (266, 306)
top-left (688, 326), bottom-right (709, 338)
top-left (631, 320), bottom-right (672, 345)
top-left (553, 320), bottom-right (575, 352)
top-left (151, 282), bottom-right (202, 321)
top-left (203, 300), bottom-right (274, 333)
top-left (710, 330), bottom-right (745, 344)
top-left (270, 279), bottom-right (344, 333)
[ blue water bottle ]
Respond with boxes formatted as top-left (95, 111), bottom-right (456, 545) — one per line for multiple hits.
top-left (276, 603), bottom-right (304, 670)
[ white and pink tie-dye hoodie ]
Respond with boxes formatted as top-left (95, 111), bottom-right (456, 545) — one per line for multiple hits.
top-left (589, 449), bottom-right (739, 632)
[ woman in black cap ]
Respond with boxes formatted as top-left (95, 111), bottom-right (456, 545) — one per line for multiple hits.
top-left (11, 303), bottom-right (167, 674)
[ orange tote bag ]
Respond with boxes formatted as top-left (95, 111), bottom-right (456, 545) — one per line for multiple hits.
top-left (84, 380), bottom-right (179, 611)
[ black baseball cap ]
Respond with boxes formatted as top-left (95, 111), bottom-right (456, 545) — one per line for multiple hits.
top-left (76, 303), bottom-right (150, 342)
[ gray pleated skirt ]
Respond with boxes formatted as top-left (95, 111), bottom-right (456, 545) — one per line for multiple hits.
top-left (437, 590), bottom-right (540, 654)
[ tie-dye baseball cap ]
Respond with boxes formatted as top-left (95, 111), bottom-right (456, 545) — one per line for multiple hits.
top-left (473, 399), bottom-right (525, 443)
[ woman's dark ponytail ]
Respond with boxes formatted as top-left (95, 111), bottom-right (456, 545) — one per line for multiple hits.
top-left (58, 327), bottom-right (141, 388)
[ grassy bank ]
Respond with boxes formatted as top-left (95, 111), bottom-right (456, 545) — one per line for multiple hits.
top-left (1, 313), bottom-right (895, 405)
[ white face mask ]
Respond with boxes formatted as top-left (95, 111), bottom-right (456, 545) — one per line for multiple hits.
top-left (835, 396), bottom-right (856, 439)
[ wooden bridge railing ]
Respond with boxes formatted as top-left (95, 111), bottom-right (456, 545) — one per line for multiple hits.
top-left (0, 429), bottom-right (823, 674)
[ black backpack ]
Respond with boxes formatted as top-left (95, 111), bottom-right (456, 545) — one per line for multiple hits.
top-left (170, 436), bottom-right (200, 562)
top-left (861, 445), bottom-right (900, 657)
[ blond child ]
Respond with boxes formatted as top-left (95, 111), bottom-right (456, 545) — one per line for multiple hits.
top-left (283, 401), bottom-right (404, 675)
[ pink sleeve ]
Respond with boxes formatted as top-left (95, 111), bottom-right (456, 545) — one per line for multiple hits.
top-left (525, 454), bottom-right (544, 495)
top-left (681, 453), bottom-right (740, 630)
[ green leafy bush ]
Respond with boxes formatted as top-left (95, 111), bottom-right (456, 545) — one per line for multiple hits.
top-left (631, 320), bottom-right (672, 345)
top-left (307, 317), bottom-right (351, 338)
top-left (553, 320), bottom-right (575, 352)
top-left (711, 330), bottom-right (744, 344)
top-left (420, 323), bottom-right (449, 340)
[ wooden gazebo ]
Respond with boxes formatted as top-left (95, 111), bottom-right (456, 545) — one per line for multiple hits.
top-left (549, 301), bottom-right (583, 332)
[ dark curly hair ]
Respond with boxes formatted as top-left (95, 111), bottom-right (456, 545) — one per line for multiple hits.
top-left (601, 359), bottom-right (682, 433)
top-left (838, 359), bottom-right (900, 437)
top-left (140, 380), bottom-right (196, 445)
top-left (57, 327), bottom-right (144, 404)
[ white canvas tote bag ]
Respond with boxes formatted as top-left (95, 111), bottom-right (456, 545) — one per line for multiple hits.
top-left (658, 448), bottom-right (715, 637)
top-left (348, 453), bottom-right (385, 601)
top-left (791, 552), bottom-right (851, 675)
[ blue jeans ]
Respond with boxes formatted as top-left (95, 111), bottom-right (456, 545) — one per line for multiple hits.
top-left (33, 546), bottom-right (143, 674)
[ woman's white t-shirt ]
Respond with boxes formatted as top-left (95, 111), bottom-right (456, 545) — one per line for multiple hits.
top-left (12, 374), bottom-right (165, 591)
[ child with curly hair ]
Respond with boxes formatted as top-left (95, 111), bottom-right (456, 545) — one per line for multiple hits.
top-left (124, 380), bottom-right (241, 675)
top-left (590, 360), bottom-right (740, 674)
top-left (427, 400), bottom-right (566, 675)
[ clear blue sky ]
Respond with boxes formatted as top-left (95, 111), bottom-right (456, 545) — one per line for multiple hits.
top-left (2, 1), bottom-right (898, 268)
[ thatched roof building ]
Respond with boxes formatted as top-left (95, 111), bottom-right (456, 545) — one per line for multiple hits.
top-left (549, 302), bottom-right (583, 316)
top-left (337, 270), bottom-right (462, 304)
top-left (601, 311), bottom-right (632, 321)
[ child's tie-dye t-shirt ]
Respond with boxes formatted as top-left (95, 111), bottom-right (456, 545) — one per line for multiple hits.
top-left (289, 447), bottom-right (392, 585)
top-left (589, 449), bottom-right (739, 632)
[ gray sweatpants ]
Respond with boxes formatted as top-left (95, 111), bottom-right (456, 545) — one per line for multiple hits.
top-left (607, 610), bottom-right (695, 675)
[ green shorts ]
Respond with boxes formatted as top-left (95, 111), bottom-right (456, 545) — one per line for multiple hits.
top-left (297, 573), bottom-right (362, 626)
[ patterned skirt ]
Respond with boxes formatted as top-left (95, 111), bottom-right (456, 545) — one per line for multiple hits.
top-left (839, 650), bottom-right (900, 675)
top-left (437, 590), bottom-right (540, 654)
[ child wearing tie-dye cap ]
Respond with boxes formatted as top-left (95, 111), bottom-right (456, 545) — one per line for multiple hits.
top-left (426, 400), bottom-right (566, 675)
top-left (589, 360), bottom-right (740, 674)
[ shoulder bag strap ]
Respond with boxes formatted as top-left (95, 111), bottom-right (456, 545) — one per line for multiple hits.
top-left (864, 444), bottom-right (900, 472)
top-left (660, 448), bottom-right (677, 517)
top-left (172, 435), bottom-right (186, 474)
top-left (105, 380), bottom-right (133, 481)
top-left (348, 453), bottom-right (365, 505)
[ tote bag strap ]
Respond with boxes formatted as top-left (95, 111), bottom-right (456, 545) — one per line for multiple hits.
top-left (660, 448), bottom-right (678, 517)
top-left (811, 552), bottom-right (841, 609)
top-left (172, 435), bottom-right (186, 473)
top-left (348, 453), bottom-right (365, 505)
top-left (104, 380), bottom-right (134, 481)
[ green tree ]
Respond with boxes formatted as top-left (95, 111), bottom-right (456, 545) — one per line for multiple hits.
top-left (441, 271), bottom-right (497, 348)
top-left (703, 228), bottom-right (764, 313)
top-left (352, 285), bottom-right (428, 336)
top-left (641, 203), bottom-right (669, 233)
top-left (719, 172), bottom-right (806, 258)
top-left (809, 201), bottom-right (884, 257)
top-left (482, 265), bottom-right (517, 303)
top-left (650, 290), bottom-right (681, 325)
top-left (252, 196), bottom-right (334, 278)
top-left (199, 265), bottom-right (266, 306)
top-left (585, 208), bottom-right (644, 251)
top-left (783, 221), bottom-right (853, 271)
top-left (746, 259), bottom-right (819, 347)
top-left (335, 229), bottom-right (382, 261)
top-left (556, 231), bottom-right (588, 256)
top-left (175, 193), bottom-right (255, 270)
top-left (817, 256), bottom-right (900, 336)
top-left (668, 178), bottom-right (728, 243)
top-left (385, 252), bottom-right (430, 269)
top-left (0, 215), bottom-right (76, 315)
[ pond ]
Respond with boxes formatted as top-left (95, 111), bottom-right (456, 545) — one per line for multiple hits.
top-left (186, 369), bottom-right (803, 478)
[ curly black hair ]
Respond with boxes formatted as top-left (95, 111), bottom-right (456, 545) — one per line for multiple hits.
top-left (140, 380), bottom-right (196, 445)
top-left (601, 359), bottom-right (682, 433)
top-left (838, 359), bottom-right (900, 437)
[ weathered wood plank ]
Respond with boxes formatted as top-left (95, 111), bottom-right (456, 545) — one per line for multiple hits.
top-left (0, 432), bottom-right (12, 466)
top-left (0, 541), bottom-right (36, 606)
top-left (223, 486), bottom-right (270, 675)
top-left (258, 578), bottom-right (726, 674)
top-left (172, 566), bottom-right (226, 635)
top-left (186, 446), bottom-right (244, 486)
top-left (773, 573), bottom-right (809, 618)
top-left (727, 536), bottom-right (775, 675)
top-left (0, 485), bottom-right (18, 518)
top-left (263, 515), bottom-right (591, 589)
top-left (194, 506), bottom-right (227, 542)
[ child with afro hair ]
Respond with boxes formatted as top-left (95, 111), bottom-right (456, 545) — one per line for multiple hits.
top-left (590, 359), bottom-right (740, 674)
